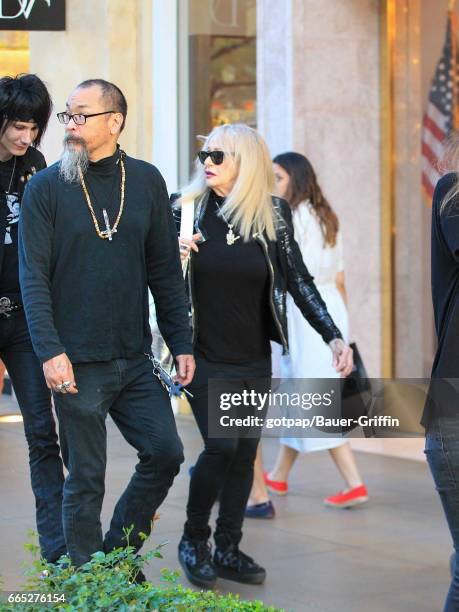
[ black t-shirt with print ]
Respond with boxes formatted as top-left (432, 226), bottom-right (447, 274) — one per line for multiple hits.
top-left (0, 156), bottom-right (21, 294)
top-left (0, 148), bottom-right (46, 298)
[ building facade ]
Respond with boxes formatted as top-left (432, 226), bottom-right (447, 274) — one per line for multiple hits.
top-left (1, 0), bottom-right (454, 383)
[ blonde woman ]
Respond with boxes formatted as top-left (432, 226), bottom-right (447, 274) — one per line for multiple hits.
top-left (173, 124), bottom-right (353, 589)
top-left (249, 152), bottom-right (367, 514)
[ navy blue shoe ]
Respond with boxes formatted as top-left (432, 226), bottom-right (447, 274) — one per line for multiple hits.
top-left (450, 552), bottom-right (456, 578)
top-left (244, 500), bottom-right (275, 519)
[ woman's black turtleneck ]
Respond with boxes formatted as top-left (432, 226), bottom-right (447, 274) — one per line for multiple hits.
top-left (18, 148), bottom-right (192, 364)
top-left (193, 190), bottom-right (271, 363)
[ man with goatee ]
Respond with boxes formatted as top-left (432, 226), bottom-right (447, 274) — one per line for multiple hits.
top-left (19, 79), bottom-right (195, 570)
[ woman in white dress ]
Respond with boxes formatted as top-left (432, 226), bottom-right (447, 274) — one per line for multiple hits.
top-left (246, 152), bottom-right (367, 517)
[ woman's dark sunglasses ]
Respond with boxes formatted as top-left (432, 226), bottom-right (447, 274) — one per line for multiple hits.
top-left (197, 150), bottom-right (225, 165)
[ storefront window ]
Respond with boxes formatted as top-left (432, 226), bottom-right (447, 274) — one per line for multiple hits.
top-left (179, 0), bottom-right (256, 183)
top-left (0, 32), bottom-right (29, 76)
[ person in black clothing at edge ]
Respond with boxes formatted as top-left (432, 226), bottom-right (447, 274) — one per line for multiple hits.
top-left (424, 165), bottom-right (459, 612)
top-left (173, 123), bottom-right (354, 589)
top-left (18, 79), bottom-right (195, 574)
top-left (0, 74), bottom-right (66, 564)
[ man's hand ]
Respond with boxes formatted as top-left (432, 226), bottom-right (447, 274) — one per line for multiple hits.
top-left (43, 353), bottom-right (78, 394)
top-left (329, 339), bottom-right (353, 378)
top-left (178, 233), bottom-right (202, 262)
top-left (174, 354), bottom-right (195, 386)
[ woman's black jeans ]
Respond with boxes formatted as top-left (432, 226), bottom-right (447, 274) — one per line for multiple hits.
top-left (184, 354), bottom-right (271, 548)
top-left (425, 416), bottom-right (459, 612)
top-left (0, 311), bottom-right (66, 562)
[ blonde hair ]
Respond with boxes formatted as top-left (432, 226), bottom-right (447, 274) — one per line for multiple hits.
top-left (181, 123), bottom-right (276, 241)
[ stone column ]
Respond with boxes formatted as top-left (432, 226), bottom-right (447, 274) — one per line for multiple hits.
top-left (391, 0), bottom-right (428, 378)
top-left (256, 0), bottom-right (294, 154)
top-left (257, 0), bottom-right (382, 375)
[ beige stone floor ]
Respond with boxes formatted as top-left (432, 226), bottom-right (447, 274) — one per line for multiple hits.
top-left (0, 395), bottom-right (452, 611)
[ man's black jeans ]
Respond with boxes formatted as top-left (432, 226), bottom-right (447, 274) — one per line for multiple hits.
top-left (54, 354), bottom-right (183, 567)
top-left (184, 354), bottom-right (271, 547)
top-left (0, 311), bottom-right (66, 562)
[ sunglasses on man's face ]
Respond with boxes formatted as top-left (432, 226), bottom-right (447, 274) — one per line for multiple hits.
top-left (197, 150), bottom-right (225, 165)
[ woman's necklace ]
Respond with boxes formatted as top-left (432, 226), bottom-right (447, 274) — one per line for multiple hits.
top-left (3, 156), bottom-right (17, 195)
top-left (214, 198), bottom-right (240, 245)
top-left (78, 156), bottom-right (125, 241)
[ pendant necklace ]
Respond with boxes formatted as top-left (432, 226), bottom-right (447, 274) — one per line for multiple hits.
top-left (78, 156), bottom-right (125, 241)
top-left (214, 198), bottom-right (240, 245)
top-left (3, 156), bottom-right (17, 195)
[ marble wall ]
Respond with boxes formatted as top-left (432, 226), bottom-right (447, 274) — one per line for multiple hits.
top-left (258, 0), bottom-right (382, 375)
top-left (28, 0), bottom-right (152, 165)
top-left (392, 0), bottom-right (427, 378)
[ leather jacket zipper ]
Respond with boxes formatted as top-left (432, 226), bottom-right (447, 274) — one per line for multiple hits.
top-left (189, 253), bottom-right (198, 345)
top-left (255, 233), bottom-right (288, 350)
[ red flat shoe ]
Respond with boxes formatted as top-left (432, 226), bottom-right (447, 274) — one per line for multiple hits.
top-left (264, 472), bottom-right (288, 495)
top-left (324, 484), bottom-right (368, 508)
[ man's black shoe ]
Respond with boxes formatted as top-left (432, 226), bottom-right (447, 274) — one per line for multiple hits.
top-left (131, 568), bottom-right (147, 584)
top-left (213, 543), bottom-right (266, 585)
top-left (178, 535), bottom-right (217, 589)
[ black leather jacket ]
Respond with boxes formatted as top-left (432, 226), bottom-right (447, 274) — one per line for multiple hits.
top-left (171, 191), bottom-right (342, 354)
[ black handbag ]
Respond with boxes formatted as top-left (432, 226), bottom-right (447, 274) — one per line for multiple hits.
top-left (318, 342), bottom-right (373, 436)
top-left (341, 342), bottom-right (372, 434)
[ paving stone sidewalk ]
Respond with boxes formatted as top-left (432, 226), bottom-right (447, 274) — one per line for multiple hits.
top-left (0, 395), bottom-right (451, 611)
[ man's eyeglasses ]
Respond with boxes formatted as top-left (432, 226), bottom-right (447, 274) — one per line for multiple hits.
top-left (197, 150), bottom-right (225, 165)
top-left (57, 110), bottom-right (115, 126)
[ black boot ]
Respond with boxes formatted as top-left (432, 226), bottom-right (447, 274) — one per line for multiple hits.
top-left (213, 535), bottom-right (266, 585)
top-left (131, 567), bottom-right (147, 585)
top-left (178, 534), bottom-right (217, 589)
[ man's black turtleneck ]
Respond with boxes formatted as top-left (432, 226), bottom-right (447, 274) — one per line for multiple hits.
top-left (19, 148), bottom-right (192, 364)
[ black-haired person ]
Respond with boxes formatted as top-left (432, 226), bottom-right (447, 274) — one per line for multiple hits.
top-left (0, 74), bottom-right (66, 562)
top-left (424, 167), bottom-right (459, 611)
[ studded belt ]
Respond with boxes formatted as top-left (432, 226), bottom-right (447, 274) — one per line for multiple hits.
top-left (0, 297), bottom-right (23, 317)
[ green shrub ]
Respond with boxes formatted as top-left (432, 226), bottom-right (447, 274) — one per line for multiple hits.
top-left (1, 531), bottom-right (283, 612)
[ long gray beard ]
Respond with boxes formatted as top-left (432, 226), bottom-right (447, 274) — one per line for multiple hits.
top-left (59, 137), bottom-right (89, 183)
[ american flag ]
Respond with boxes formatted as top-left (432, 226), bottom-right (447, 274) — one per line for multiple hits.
top-left (422, 8), bottom-right (458, 199)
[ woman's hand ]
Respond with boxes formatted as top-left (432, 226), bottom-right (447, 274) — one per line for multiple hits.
top-left (178, 233), bottom-right (202, 261)
top-left (329, 338), bottom-right (353, 377)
